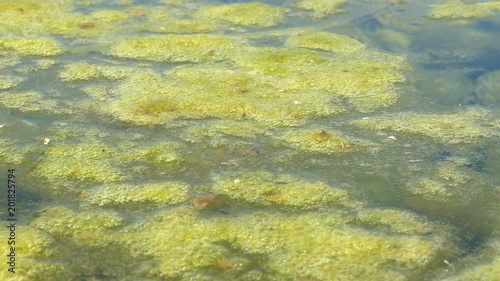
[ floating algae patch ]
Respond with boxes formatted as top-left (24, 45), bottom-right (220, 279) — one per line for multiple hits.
top-left (0, 92), bottom-right (73, 115)
top-left (0, 37), bottom-right (63, 56)
top-left (105, 63), bottom-right (344, 127)
top-left (293, 0), bottom-right (347, 19)
top-left (28, 206), bottom-right (124, 237)
top-left (80, 181), bottom-right (189, 209)
top-left (0, 225), bottom-right (80, 281)
top-left (195, 2), bottom-right (286, 28)
top-left (352, 108), bottom-right (495, 145)
top-left (115, 204), bottom-right (459, 280)
top-left (0, 0), bottom-right (133, 38)
top-left (58, 62), bottom-right (134, 81)
top-left (430, 0), bottom-right (500, 19)
top-left (3, 207), bottom-right (137, 280)
top-left (15, 59), bottom-right (57, 73)
top-left (181, 119), bottom-right (267, 144)
top-left (281, 128), bottom-right (370, 155)
top-left (141, 6), bottom-right (221, 34)
top-left (110, 34), bottom-right (241, 63)
top-left (29, 141), bottom-right (125, 189)
top-left (231, 45), bottom-right (407, 112)
top-left (211, 171), bottom-right (362, 209)
top-left (287, 30), bottom-right (365, 55)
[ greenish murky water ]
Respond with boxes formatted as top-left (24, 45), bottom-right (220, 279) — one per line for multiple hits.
top-left (0, 0), bottom-right (499, 280)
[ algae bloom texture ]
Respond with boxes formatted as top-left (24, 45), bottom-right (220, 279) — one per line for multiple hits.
top-left (1, 0), bottom-right (500, 281)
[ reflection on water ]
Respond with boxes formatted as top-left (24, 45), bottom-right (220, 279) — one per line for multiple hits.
top-left (0, 0), bottom-right (499, 280)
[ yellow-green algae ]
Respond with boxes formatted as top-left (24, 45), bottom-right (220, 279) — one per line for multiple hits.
top-left (110, 34), bottom-right (241, 63)
top-left (181, 119), bottom-right (267, 144)
top-left (0, 0), bottom-right (133, 38)
top-left (29, 206), bottom-right (124, 237)
top-left (0, 138), bottom-right (30, 164)
top-left (81, 182), bottom-right (189, 208)
top-left (0, 75), bottom-right (20, 90)
top-left (0, 226), bottom-right (80, 281)
top-left (352, 108), bottom-right (495, 144)
top-left (15, 59), bottom-right (57, 73)
top-left (0, 37), bottom-right (63, 56)
top-left (104, 65), bottom-right (344, 127)
top-left (0, 207), bottom-right (134, 280)
top-left (141, 6), bottom-right (221, 33)
top-left (29, 141), bottom-right (125, 185)
top-left (0, 176), bottom-right (461, 280)
top-left (0, 92), bottom-right (72, 114)
top-left (231, 46), bottom-right (407, 112)
top-left (116, 205), bottom-right (458, 280)
top-left (195, 2), bottom-right (286, 28)
top-left (294, 0), bottom-right (347, 19)
top-left (58, 62), bottom-right (134, 81)
top-left (287, 30), bottom-right (365, 54)
top-left (104, 42), bottom-right (406, 125)
top-left (212, 171), bottom-right (362, 209)
top-left (28, 136), bottom-right (185, 196)
top-left (353, 208), bottom-right (437, 236)
top-left (430, 0), bottom-right (500, 19)
top-left (281, 129), bottom-right (369, 155)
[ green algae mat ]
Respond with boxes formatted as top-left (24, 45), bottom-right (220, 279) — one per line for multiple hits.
top-left (0, 0), bottom-right (499, 280)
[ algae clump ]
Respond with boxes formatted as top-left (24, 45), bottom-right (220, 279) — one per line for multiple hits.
top-left (212, 171), bottom-right (361, 209)
top-left (81, 181), bottom-right (189, 208)
top-left (117, 205), bottom-right (458, 280)
top-left (0, 75), bottom-right (20, 90)
top-left (0, 37), bottom-right (63, 56)
top-left (195, 2), bottom-right (286, 28)
top-left (29, 141), bottom-right (125, 186)
top-left (281, 129), bottom-right (360, 154)
top-left (288, 30), bottom-right (365, 55)
top-left (293, 0), bottom-right (347, 18)
top-left (0, 92), bottom-right (70, 114)
top-left (352, 109), bottom-right (494, 144)
top-left (430, 0), bottom-right (500, 19)
top-left (110, 34), bottom-right (240, 62)
top-left (58, 62), bottom-right (134, 81)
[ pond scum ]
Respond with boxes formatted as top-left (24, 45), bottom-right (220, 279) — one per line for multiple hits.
top-left (0, 0), bottom-right (499, 280)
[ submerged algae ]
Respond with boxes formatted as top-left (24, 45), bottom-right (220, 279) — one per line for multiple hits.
top-left (476, 70), bottom-right (500, 106)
